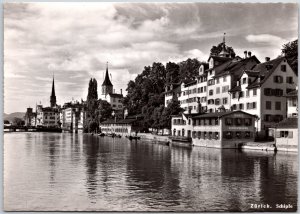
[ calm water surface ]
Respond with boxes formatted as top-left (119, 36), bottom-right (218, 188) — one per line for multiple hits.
top-left (4, 132), bottom-right (298, 211)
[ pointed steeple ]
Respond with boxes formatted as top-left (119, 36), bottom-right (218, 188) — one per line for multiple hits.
top-left (223, 32), bottom-right (226, 44)
top-left (50, 74), bottom-right (57, 108)
top-left (102, 62), bottom-right (113, 86)
top-left (101, 62), bottom-right (113, 95)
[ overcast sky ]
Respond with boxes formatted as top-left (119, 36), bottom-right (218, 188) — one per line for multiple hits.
top-left (4, 2), bottom-right (298, 113)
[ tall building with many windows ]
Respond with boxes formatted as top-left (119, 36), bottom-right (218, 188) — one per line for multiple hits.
top-left (164, 39), bottom-right (298, 137)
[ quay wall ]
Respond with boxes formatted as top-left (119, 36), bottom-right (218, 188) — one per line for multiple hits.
top-left (138, 133), bottom-right (170, 142)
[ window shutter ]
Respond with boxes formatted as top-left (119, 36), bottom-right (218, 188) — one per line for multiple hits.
top-left (288, 131), bottom-right (293, 138)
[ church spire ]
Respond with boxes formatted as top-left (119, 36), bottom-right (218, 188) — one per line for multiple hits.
top-left (102, 61), bottom-right (113, 87)
top-left (50, 74), bottom-right (57, 107)
top-left (223, 32), bottom-right (226, 44)
top-left (101, 61), bottom-right (113, 95)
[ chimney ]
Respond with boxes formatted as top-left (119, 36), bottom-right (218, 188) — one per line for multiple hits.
top-left (248, 51), bottom-right (252, 57)
top-left (120, 89), bottom-right (122, 95)
top-left (244, 51), bottom-right (247, 58)
top-left (265, 57), bottom-right (270, 62)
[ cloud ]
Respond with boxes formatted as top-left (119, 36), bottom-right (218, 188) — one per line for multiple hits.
top-left (246, 34), bottom-right (288, 45)
top-left (3, 2), bottom-right (298, 113)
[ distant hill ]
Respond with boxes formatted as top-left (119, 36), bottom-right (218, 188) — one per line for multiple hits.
top-left (3, 112), bottom-right (25, 122)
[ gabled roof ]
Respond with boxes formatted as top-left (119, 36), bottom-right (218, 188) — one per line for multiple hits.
top-left (214, 55), bottom-right (260, 79)
top-left (276, 117), bottom-right (298, 129)
top-left (246, 57), bottom-right (284, 89)
top-left (192, 110), bottom-right (256, 119)
top-left (229, 85), bottom-right (241, 93)
top-left (184, 80), bottom-right (197, 87)
top-left (207, 55), bottom-right (232, 63)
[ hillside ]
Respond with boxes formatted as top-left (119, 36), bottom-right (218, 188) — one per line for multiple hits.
top-left (3, 112), bottom-right (25, 122)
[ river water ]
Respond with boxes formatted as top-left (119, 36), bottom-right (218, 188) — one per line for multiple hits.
top-left (4, 132), bottom-right (298, 211)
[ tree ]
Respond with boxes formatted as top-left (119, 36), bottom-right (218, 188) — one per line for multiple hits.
top-left (97, 100), bottom-right (112, 123)
top-left (166, 62), bottom-right (180, 85)
top-left (210, 42), bottom-right (236, 58)
top-left (178, 58), bottom-right (201, 82)
top-left (282, 39), bottom-right (298, 74)
top-left (12, 117), bottom-right (25, 126)
top-left (160, 99), bottom-right (184, 130)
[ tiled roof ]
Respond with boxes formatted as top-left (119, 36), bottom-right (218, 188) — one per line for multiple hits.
top-left (229, 85), bottom-right (241, 92)
top-left (192, 110), bottom-right (256, 119)
top-left (276, 117), bottom-right (298, 129)
top-left (214, 56), bottom-right (260, 79)
top-left (247, 57), bottom-right (284, 89)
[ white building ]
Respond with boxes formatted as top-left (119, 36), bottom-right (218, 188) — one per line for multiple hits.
top-left (286, 89), bottom-right (298, 117)
top-left (36, 105), bottom-right (61, 127)
top-left (230, 57), bottom-right (298, 137)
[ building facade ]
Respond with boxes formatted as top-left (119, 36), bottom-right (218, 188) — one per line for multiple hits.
top-left (164, 37), bottom-right (297, 137)
top-left (171, 111), bottom-right (256, 148)
top-left (61, 101), bottom-right (85, 132)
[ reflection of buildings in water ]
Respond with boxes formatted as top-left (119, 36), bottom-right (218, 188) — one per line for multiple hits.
top-left (125, 142), bottom-right (182, 208)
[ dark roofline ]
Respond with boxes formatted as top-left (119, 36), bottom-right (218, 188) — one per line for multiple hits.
top-left (192, 110), bottom-right (257, 119)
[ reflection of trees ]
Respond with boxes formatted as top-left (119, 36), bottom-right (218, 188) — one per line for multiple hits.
top-left (83, 135), bottom-right (100, 201)
top-left (125, 142), bottom-right (182, 208)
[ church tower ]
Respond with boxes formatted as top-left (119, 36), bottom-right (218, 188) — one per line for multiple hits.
top-left (102, 62), bottom-right (113, 96)
top-left (219, 33), bottom-right (230, 58)
top-left (50, 75), bottom-right (57, 108)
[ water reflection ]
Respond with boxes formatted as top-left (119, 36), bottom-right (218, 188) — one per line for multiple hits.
top-left (4, 133), bottom-right (298, 211)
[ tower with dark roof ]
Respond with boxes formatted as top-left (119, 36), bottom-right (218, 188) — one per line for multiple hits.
top-left (50, 75), bottom-right (57, 107)
top-left (102, 62), bottom-right (113, 96)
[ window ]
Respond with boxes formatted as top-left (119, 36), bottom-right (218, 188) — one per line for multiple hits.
top-left (275, 89), bottom-right (283, 97)
top-left (232, 104), bottom-right (237, 110)
top-left (215, 132), bottom-right (219, 140)
top-left (235, 118), bottom-right (243, 126)
top-left (264, 88), bottom-right (272, 96)
top-left (236, 131), bottom-right (241, 138)
top-left (223, 76), bottom-right (227, 82)
top-left (209, 71), bottom-right (212, 75)
top-left (245, 132), bottom-right (251, 138)
top-left (216, 78), bottom-right (220, 84)
top-left (253, 89), bottom-right (257, 96)
top-left (208, 132), bottom-right (213, 139)
top-left (197, 131), bottom-right (201, 139)
top-left (246, 90), bottom-right (249, 97)
top-left (239, 103), bottom-right (244, 110)
top-left (225, 118), bottom-right (233, 125)
top-left (215, 118), bottom-right (219, 125)
top-left (215, 98), bottom-right (220, 105)
top-left (253, 102), bottom-right (256, 109)
top-left (244, 118), bottom-right (252, 126)
top-left (266, 101), bottom-right (272, 110)
top-left (281, 64), bottom-right (286, 72)
top-left (274, 76), bottom-right (283, 83)
top-left (239, 91), bottom-right (244, 98)
top-left (204, 86), bottom-right (207, 92)
top-left (216, 87), bottom-right (220, 94)
top-left (203, 132), bottom-right (207, 139)
top-left (222, 86), bottom-right (229, 93)
top-left (242, 78), bottom-right (247, 84)
top-left (275, 101), bottom-right (281, 110)
top-left (209, 90), bottom-right (214, 96)
top-left (286, 76), bottom-right (293, 84)
top-left (224, 131), bottom-right (232, 139)
top-left (232, 93), bottom-right (236, 99)
top-left (223, 98), bottom-right (228, 105)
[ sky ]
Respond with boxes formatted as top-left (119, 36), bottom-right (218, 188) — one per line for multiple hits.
top-left (4, 2), bottom-right (298, 113)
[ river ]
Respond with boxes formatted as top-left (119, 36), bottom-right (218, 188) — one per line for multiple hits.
top-left (3, 132), bottom-right (298, 211)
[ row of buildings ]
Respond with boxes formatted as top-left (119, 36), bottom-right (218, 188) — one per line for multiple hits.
top-left (166, 36), bottom-right (298, 142)
top-left (24, 64), bottom-right (125, 133)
